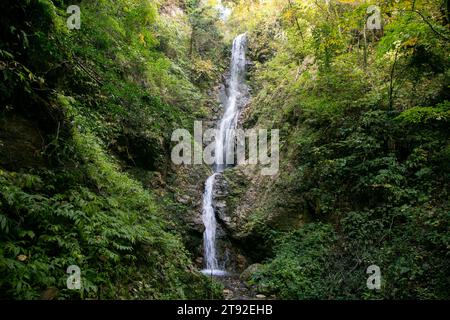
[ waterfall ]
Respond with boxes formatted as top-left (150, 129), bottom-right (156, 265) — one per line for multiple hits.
top-left (216, 0), bottom-right (231, 21)
top-left (201, 173), bottom-right (220, 274)
top-left (201, 34), bottom-right (248, 276)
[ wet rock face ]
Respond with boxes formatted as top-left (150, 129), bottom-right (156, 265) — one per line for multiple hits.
top-left (212, 173), bottom-right (233, 229)
top-left (214, 240), bottom-right (249, 273)
top-left (210, 164), bottom-right (289, 262)
top-left (212, 167), bottom-right (255, 239)
top-left (169, 163), bottom-right (210, 258)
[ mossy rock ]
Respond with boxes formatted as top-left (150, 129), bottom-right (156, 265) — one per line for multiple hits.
top-left (240, 263), bottom-right (263, 282)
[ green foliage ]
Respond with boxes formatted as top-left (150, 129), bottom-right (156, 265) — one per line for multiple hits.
top-left (396, 101), bottom-right (450, 124)
top-left (0, 0), bottom-right (225, 299)
top-left (0, 127), bottom-right (220, 299)
top-left (231, 0), bottom-right (450, 300)
top-left (252, 224), bottom-right (337, 299)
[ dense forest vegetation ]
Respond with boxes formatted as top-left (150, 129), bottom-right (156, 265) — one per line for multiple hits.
top-left (0, 0), bottom-right (226, 299)
top-left (1, 0), bottom-right (449, 300)
top-left (225, 0), bottom-right (450, 299)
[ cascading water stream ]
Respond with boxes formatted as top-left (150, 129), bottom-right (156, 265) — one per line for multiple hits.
top-left (201, 34), bottom-right (248, 276)
top-left (216, 0), bottom-right (231, 21)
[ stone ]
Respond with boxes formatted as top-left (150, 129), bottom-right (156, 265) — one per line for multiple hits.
top-left (255, 294), bottom-right (266, 299)
top-left (236, 254), bottom-right (247, 270)
top-left (240, 263), bottom-right (262, 282)
top-left (223, 289), bottom-right (233, 299)
top-left (177, 195), bottom-right (190, 204)
top-left (195, 256), bottom-right (203, 266)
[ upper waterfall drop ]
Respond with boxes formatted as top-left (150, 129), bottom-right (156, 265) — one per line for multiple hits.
top-left (215, 33), bottom-right (248, 173)
top-left (216, 0), bottom-right (231, 21)
top-left (201, 33), bottom-right (248, 276)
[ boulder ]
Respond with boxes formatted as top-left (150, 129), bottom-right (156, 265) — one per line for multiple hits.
top-left (240, 263), bottom-right (262, 282)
